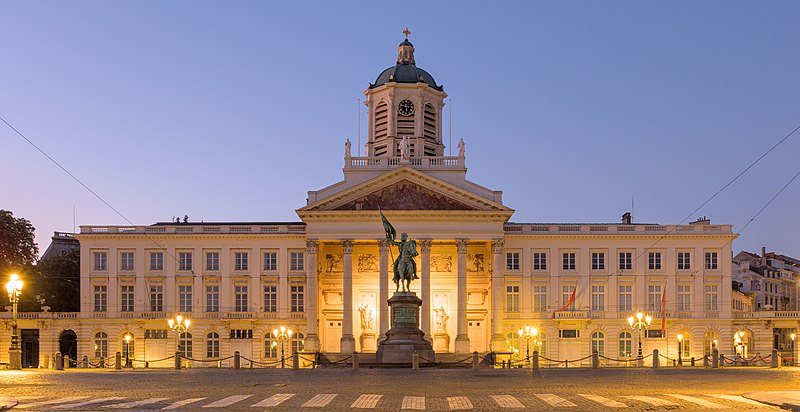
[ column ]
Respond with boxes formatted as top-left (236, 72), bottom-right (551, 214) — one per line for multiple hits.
top-left (454, 239), bottom-right (471, 354)
top-left (490, 239), bottom-right (506, 351)
top-left (340, 240), bottom-right (356, 353)
top-left (420, 239), bottom-right (432, 340)
top-left (304, 240), bottom-right (320, 352)
top-left (378, 240), bottom-right (390, 340)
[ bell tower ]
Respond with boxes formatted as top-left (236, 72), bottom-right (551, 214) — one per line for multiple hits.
top-left (364, 29), bottom-right (448, 158)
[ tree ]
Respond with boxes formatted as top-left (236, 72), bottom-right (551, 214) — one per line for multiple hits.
top-left (0, 209), bottom-right (38, 275)
top-left (33, 249), bottom-right (80, 312)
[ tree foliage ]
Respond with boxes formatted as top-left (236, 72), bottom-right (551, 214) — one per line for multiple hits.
top-left (0, 209), bottom-right (38, 275)
top-left (31, 249), bottom-right (80, 312)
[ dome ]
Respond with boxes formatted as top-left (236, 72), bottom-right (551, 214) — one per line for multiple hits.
top-left (371, 64), bottom-right (442, 91)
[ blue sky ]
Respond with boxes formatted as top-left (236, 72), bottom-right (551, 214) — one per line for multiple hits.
top-left (2, 1), bottom-right (799, 257)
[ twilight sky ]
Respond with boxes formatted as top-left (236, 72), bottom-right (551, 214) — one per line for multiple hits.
top-left (2, 1), bottom-right (799, 257)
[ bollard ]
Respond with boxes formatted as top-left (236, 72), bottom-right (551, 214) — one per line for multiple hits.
top-left (233, 351), bottom-right (240, 370)
top-left (82, 355), bottom-right (88, 368)
top-left (174, 351), bottom-right (181, 370)
top-left (99, 356), bottom-right (104, 368)
top-left (472, 352), bottom-right (479, 370)
top-left (55, 352), bottom-right (64, 370)
top-left (352, 351), bottom-right (359, 371)
top-left (591, 350), bottom-right (599, 369)
top-left (412, 351), bottom-right (419, 371)
top-left (501, 360), bottom-right (505, 369)
top-left (145, 361), bottom-right (149, 368)
top-left (293, 352), bottom-right (299, 370)
top-left (64, 355), bottom-right (71, 369)
top-left (771, 349), bottom-right (780, 368)
top-left (43, 354), bottom-right (50, 369)
top-left (115, 352), bottom-right (122, 370)
top-left (691, 356), bottom-right (695, 367)
top-left (712, 348), bottom-right (719, 368)
top-left (532, 351), bottom-right (540, 375)
top-left (652, 349), bottom-right (659, 368)
top-left (509, 359), bottom-right (513, 368)
top-left (565, 358), bottom-right (569, 368)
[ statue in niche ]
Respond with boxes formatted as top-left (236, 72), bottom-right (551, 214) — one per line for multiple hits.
top-left (467, 254), bottom-right (485, 272)
top-left (430, 255), bottom-right (453, 272)
top-left (359, 304), bottom-right (374, 331)
top-left (325, 254), bottom-right (343, 272)
top-left (358, 254), bottom-right (379, 272)
top-left (434, 306), bottom-right (449, 332)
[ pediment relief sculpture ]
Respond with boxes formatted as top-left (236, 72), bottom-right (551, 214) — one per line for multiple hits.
top-left (333, 180), bottom-right (475, 211)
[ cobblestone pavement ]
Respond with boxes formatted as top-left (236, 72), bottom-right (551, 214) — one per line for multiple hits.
top-left (2, 367), bottom-right (799, 411)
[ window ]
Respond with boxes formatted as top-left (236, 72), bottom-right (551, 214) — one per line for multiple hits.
top-left (559, 329), bottom-right (580, 338)
top-left (235, 285), bottom-right (248, 312)
top-left (263, 251), bottom-right (277, 271)
top-left (535, 332), bottom-right (547, 356)
top-left (230, 329), bottom-right (253, 339)
top-left (646, 330), bottom-right (663, 338)
top-left (677, 285), bottom-right (691, 311)
top-left (619, 285), bottom-right (632, 312)
top-left (265, 334), bottom-right (278, 358)
top-left (178, 332), bottom-right (192, 358)
top-left (264, 285), bottom-right (277, 312)
top-left (591, 252), bottom-right (605, 271)
top-left (561, 285), bottom-right (576, 311)
top-left (121, 334), bottom-right (134, 359)
top-left (505, 285), bottom-right (520, 312)
top-left (290, 252), bottom-right (305, 271)
top-left (533, 252), bottom-right (547, 271)
top-left (291, 285), bottom-right (305, 312)
top-left (179, 252), bottom-right (192, 271)
top-left (206, 285), bottom-right (219, 312)
top-left (291, 332), bottom-right (305, 354)
top-left (206, 332), bottom-right (220, 358)
top-left (679, 336), bottom-right (690, 358)
top-left (205, 252), bottom-right (219, 271)
top-left (591, 285), bottom-right (605, 312)
top-left (120, 252), bottom-right (134, 271)
top-left (648, 284), bottom-right (662, 312)
top-left (94, 332), bottom-right (108, 358)
top-left (150, 252), bottom-right (163, 271)
top-left (705, 252), bottom-right (718, 270)
top-left (235, 252), bottom-right (248, 271)
top-left (149, 285), bottom-right (163, 312)
top-left (179, 285), bottom-right (192, 312)
top-left (121, 285), bottom-right (134, 312)
top-left (677, 252), bottom-right (691, 270)
top-left (506, 252), bottom-right (520, 271)
top-left (562, 252), bottom-right (576, 271)
top-left (619, 252), bottom-right (632, 271)
top-left (94, 285), bottom-right (107, 312)
top-left (705, 285), bottom-right (719, 311)
top-left (93, 252), bottom-right (107, 271)
top-left (619, 332), bottom-right (632, 357)
top-left (591, 331), bottom-right (605, 356)
top-left (648, 252), bottom-right (662, 270)
top-left (533, 285), bottom-right (547, 311)
top-left (144, 329), bottom-right (167, 339)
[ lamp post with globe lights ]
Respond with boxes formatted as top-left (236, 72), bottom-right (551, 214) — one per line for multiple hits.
top-left (517, 326), bottom-right (538, 361)
top-left (123, 334), bottom-right (133, 368)
top-left (6, 273), bottom-right (23, 370)
top-left (168, 315), bottom-right (191, 354)
top-left (627, 311), bottom-right (651, 367)
top-left (273, 326), bottom-right (293, 368)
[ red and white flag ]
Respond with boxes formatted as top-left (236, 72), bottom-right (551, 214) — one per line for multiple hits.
top-left (552, 287), bottom-right (577, 319)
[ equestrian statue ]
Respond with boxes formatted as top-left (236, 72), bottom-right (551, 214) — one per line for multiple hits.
top-left (379, 207), bottom-right (418, 292)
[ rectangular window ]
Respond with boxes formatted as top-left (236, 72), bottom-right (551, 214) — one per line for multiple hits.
top-left (263, 251), bottom-right (278, 271)
top-left (235, 252), bottom-right (248, 271)
top-left (705, 285), bottom-right (719, 311)
top-left (648, 284), bottom-right (662, 312)
top-left (229, 329), bottom-right (254, 339)
top-left (533, 285), bottom-right (547, 311)
top-left (120, 252), bottom-right (134, 271)
top-left (94, 285), bottom-right (107, 312)
top-left (561, 285), bottom-right (576, 311)
top-left (648, 252), bottom-right (662, 270)
top-left (619, 252), bottom-right (632, 271)
top-left (205, 252), bottom-right (219, 271)
top-left (291, 285), bottom-right (305, 312)
top-left (559, 329), bottom-right (580, 338)
top-left (562, 252), bottom-right (576, 271)
top-left (677, 285), bottom-right (691, 311)
top-left (263, 285), bottom-right (277, 312)
top-left (178, 252), bottom-right (193, 271)
top-left (506, 252), bottom-right (520, 271)
top-left (646, 330), bottom-right (664, 338)
top-left (93, 252), bottom-right (107, 271)
top-left (677, 252), bottom-right (691, 270)
top-left (532, 252), bottom-right (547, 271)
top-left (235, 285), bottom-right (248, 312)
top-left (591, 285), bottom-right (605, 312)
top-left (149, 285), bottom-right (163, 312)
top-left (290, 251), bottom-right (305, 271)
top-left (618, 285), bottom-right (632, 312)
top-left (144, 329), bottom-right (168, 339)
top-left (505, 285), bottom-right (520, 313)
top-left (206, 285), bottom-right (219, 312)
top-left (179, 285), bottom-right (193, 312)
top-left (150, 252), bottom-right (164, 271)
top-left (705, 252), bottom-right (719, 270)
top-left (591, 252), bottom-right (605, 271)
top-left (121, 285), bottom-right (134, 312)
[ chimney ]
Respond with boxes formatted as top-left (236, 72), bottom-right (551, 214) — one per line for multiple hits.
top-left (621, 212), bottom-right (632, 225)
top-left (761, 247), bottom-right (767, 267)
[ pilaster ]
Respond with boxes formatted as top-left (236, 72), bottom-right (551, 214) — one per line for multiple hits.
top-left (454, 238), bottom-right (471, 354)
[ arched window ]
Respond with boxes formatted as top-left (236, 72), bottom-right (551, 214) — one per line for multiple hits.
top-left (179, 332), bottom-right (193, 358)
top-left (206, 332), bottom-right (220, 359)
top-left (618, 332), bottom-right (632, 358)
top-left (704, 330), bottom-right (718, 355)
top-left (94, 332), bottom-right (108, 358)
top-left (291, 332), bottom-right (305, 354)
top-left (678, 332), bottom-right (690, 359)
top-left (121, 333), bottom-right (134, 359)
top-left (535, 332), bottom-right (547, 357)
top-left (265, 333), bottom-right (278, 358)
top-left (591, 332), bottom-right (605, 357)
top-left (423, 103), bottom-right (437, 147)
top-left (505, 332), bottom-right (519, 353)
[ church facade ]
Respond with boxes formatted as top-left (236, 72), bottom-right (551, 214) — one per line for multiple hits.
top-left (10, 34), bottom-right (784, 369)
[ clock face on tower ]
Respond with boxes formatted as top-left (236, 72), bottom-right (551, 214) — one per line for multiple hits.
top-left (398, 99), bottom-right (415, 116)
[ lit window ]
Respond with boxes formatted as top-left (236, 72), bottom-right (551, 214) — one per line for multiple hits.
top-left (505, 285), bottom-right (520, 312)
top-left (94, 285), bottom-right (107, 312)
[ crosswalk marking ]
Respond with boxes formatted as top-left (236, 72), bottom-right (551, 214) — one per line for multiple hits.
top-left (666, 394), bottom-right (730, 409)
top-left (491, 395), bottom-right (525, 408)
top-left (52, 397), bottom-right (125, 410)
top-left (302, 394), bottom-right (337, 407)
top-left (351, 394), bottom-right (382, 408)
top-left (623, 395), bottom-right (679, 406)
top-left (535, 394), bottom-right (576, 407)
top-left (447, 396), bottom-right (473, 410)
top-left (17, 396), bottom-right (88, 409)
top-left (402, 396), bottom-right (425, 410)
top-left (578, 394), bottom-right (627, 408)
top-left (252, 393), bottom-right (295, 407)
top-left (201, 395), bottom-right (252, 408)
top-left (106, 398), bottom-right (170, 408)
top-left (161, 397), bottom-right (206, 410)
top-left (707, 394), bottom-right (767, 406)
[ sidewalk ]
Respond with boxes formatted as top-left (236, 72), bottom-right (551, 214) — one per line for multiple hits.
top-left (744, 391), bottom-right (800, 411)
top-left (0, 396), bottom-right (19, 411)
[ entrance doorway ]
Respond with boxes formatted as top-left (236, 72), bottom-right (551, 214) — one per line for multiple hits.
top-left (59, 330), bottom-right (78, 362)
top-left (21, 329), bottom-right (39, 368)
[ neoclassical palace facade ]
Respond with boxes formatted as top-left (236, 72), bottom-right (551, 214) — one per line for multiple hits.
top-left (4, 35), bottom-right (795, 369)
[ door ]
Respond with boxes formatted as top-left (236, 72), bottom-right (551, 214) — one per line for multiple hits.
top-left (21, 329), bottom-right (39, 368)
top-left (326, 321), bottom-right (342, 353)
top-left (468, 321), bottom-right (484, 353)
top-left (59, 330), bottom-right (78, 362)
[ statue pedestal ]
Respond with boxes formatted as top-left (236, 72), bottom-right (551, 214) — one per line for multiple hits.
top-left (376, 292), bottom-right (435, 364)
top-left (360, 332), bottom-right (377, 352)
top-left (433, 332), bottom-right (450, 353)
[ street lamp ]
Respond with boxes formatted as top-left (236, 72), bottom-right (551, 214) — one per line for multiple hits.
top-left (677, 333), bottom-right (684, 366)
top-left (123, 334), bottom-right (133, 368)
top-left (168, 315), bottom-right (191, 354)
top-left (6, 273), bottom-right (23, 370)
top-left (627, 311), bottom-right (652, 366)
top-left (517, 326), bottom-right (538, 361)
top-left (272, 326), bottom-right (293, 369)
